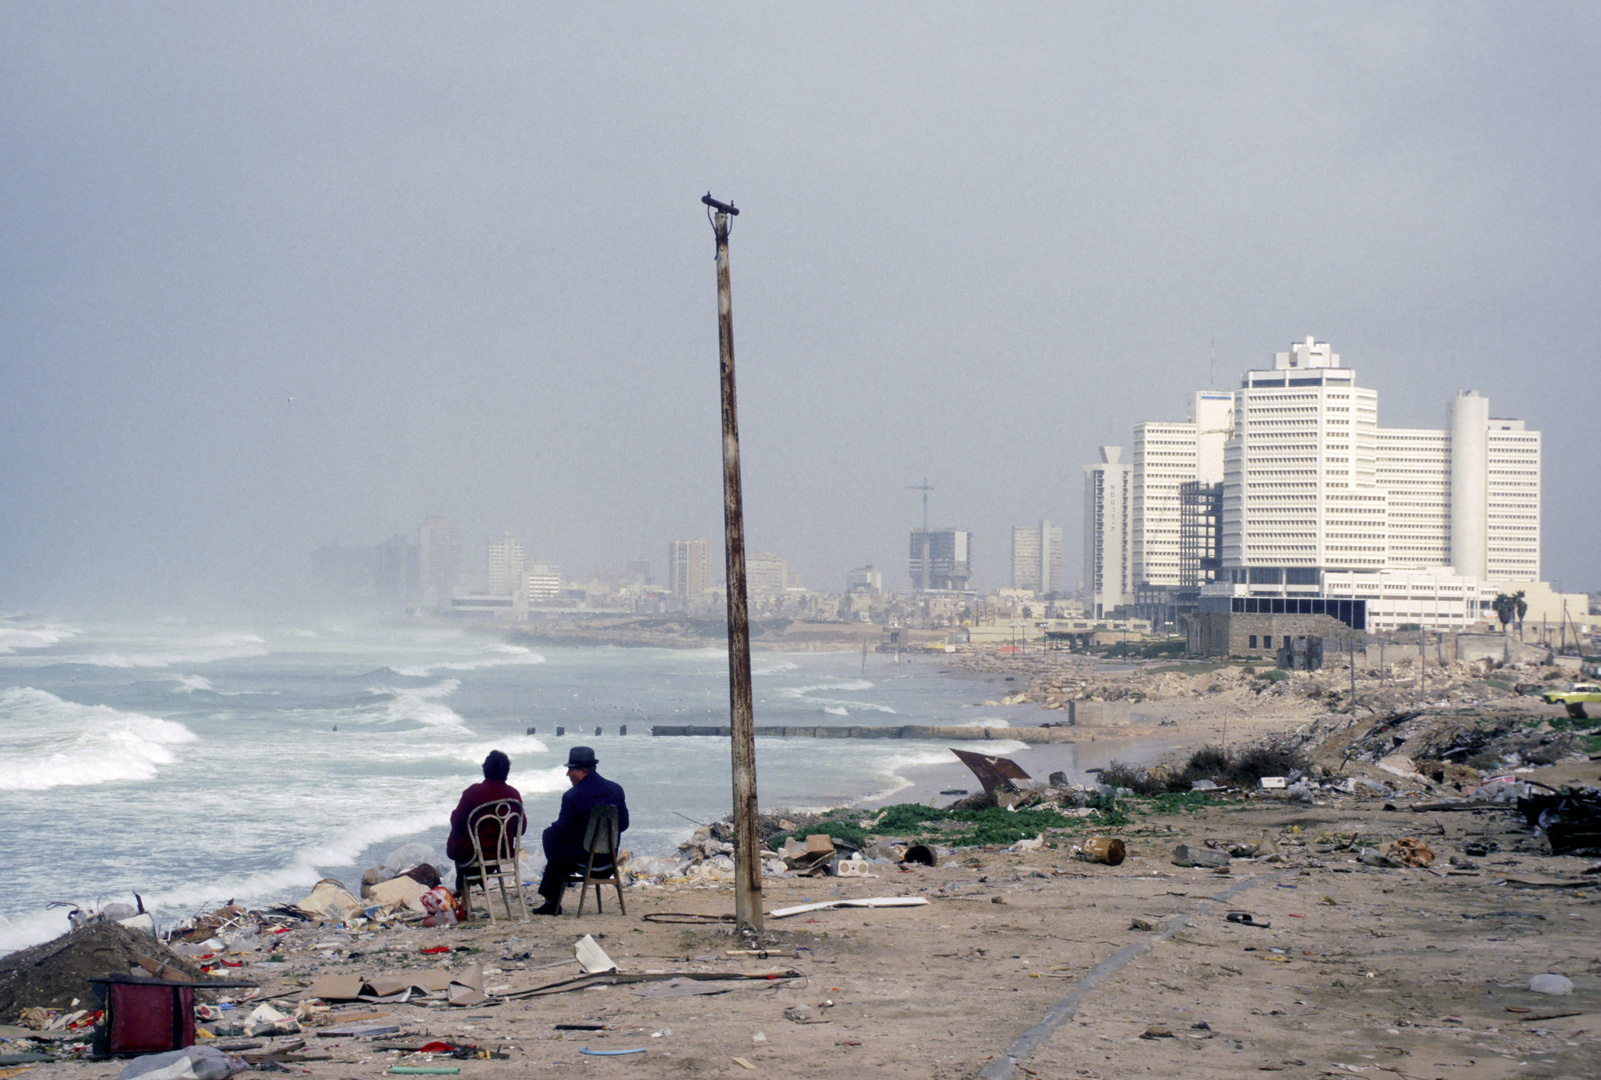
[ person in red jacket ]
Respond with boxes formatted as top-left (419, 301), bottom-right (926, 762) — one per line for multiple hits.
top-left (445, 750), bottom-right (525, 900)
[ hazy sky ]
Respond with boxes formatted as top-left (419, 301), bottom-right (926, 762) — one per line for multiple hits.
top-left (3, 3), bottom-right (1598, 611)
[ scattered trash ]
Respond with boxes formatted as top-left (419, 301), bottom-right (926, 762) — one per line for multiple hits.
top-left (732, 1056), bottom-right (758, 1071)
top-left (1225, 912), bottom-right (1270, 928)
top-left (1358, 849), bottom-right (1404, 868)
top-left (117, 1046), bottom-right (243, 1080)
top-left (951, 748), bottom-right (1032, 797)
top-left (579, 1047), bottom-right (645, 1057)
top-left (1382, 838), bottom-right (1435, 867)
top-left (1073, 837), bottom-right (1126, 865)
top-left (1129, 917), bottom-right (1158, 931)
top-left (1172, 844), bottom-right (1230, 869)
top-left (769, 897), bottom-right (930, 919)
top-left (1528, 974), bottom-right (1574, 996)
top-left (574, 935), bottom-right (616, 975)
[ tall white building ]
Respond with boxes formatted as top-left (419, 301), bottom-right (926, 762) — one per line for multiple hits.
top-left (1220, 338), bottom-right (1387, 587)
top-left (1211, 338), bottom-right (1545, 631)
top-left (1109, 337), bottom-right (1553, 634)
top-left (1129, 391), bottom-right (1233, 590)
top-left (487, 532), bottom-right (525, 595)
top-left (1010, 520), bottom-right (1064, 595)
top-left (1083, 447), bottom-right (1132, 618)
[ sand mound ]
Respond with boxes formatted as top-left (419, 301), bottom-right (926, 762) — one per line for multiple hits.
top-left (0, 921), bottom-right (207, 1020)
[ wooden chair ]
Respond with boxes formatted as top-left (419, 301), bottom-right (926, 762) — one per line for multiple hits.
top-left (573, 804), bottom-right (626, 916)
top-left (463, 799), bottom-right (530, 923)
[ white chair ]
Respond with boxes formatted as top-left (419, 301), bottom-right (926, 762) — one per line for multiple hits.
top-left (463, 799), bottom-right (530, 923)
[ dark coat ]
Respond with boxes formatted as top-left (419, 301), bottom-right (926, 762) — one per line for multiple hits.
top-left (542, 770), bottom-right (628, 863)
top-left (446, 779), bottom-right (524, 862)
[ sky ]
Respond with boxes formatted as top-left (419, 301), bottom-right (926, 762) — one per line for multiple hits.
top-left (3, 2), bottom-right (1598, 613)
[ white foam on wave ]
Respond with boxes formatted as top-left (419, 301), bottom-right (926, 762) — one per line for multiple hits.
top-left (752, 658), bottom-right (800, 677)
top-left (0, 624), bottom-right (81, 655)
top-left (391, 646), bottom-right (546, 678)
top-left (776, 684), bottom-right (899, 715)
top-left (0, 687), bottom-right (197, 791)
top-left (972, 716), bottom-right (1012, 728)
top-left (438, 734), bottom-right (553, 768)
top-left (372, 685), bottom-right (471, 730)
top-left (76, 633), bottom-right (269, 669)
top-left (0, 908), bottom-right (86, 957)
top-left (169, 674), bottom-right (262, 697)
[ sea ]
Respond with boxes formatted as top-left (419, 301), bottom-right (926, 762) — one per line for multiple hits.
top-left (0, 615), bottom-right (1105, 956)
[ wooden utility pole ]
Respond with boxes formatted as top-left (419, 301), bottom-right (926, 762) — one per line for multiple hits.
top-left (703, 193), bottom-right (762, 937)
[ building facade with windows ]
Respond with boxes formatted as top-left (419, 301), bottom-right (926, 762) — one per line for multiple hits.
top-left (1010, 520), bottom-right (1064, 595)
top-left (1103, 337), bottom-right (1558, 638)
top-left (668, 539), bottom-right (710, 600)
top-left (1082, 447), bottom-right (1132, 618)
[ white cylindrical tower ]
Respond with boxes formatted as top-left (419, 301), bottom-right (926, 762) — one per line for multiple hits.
top-left (1450, 390), bottom-right (1489, 578)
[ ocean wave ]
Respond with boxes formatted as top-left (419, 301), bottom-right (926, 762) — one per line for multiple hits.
top-left (374, 688), bottom-right (471, 730)
top-left (76, 634), bottom-right (269, 669)
top-left (0, 624), bottom-right (81, 655)
top-left (751, 659), bottom-right (800, 677)
top-left (0, 687), bottom-right (197, 791)
top-left (390, 647), bottom-right (546, 678)
top-left (824, 705), bottom-right (849, 716)
top-left (368, 678), bottom-right (460, 700)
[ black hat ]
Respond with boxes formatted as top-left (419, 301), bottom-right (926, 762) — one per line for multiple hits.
top-left (566, 745), bottom-right (598, 770)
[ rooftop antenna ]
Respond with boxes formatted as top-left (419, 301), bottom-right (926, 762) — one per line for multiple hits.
top-left (907, 478), bottom-right (933, 592)
top-left (907, 477), bottom-right (933, 535)
top-left (1209, 337), bottom-right (1215, 389)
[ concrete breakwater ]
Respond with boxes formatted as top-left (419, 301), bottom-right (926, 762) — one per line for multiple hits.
top-left (650, 723), bottom-right (1079, 743)
top-left (650, 702), bottom-right (1130, 745)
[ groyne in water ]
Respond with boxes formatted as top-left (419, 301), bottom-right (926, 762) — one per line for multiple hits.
top-left (650, 702), bottom-right (1130, 745)
top-left (650, 723), bottom-right (1082, 743)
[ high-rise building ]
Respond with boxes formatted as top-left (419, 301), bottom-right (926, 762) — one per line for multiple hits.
top-left (1129, 392), bottom-right (1234, 592)
top-left (1010, 520), bottom-right (1064, 595)
top-left (1221, 338), bottom-right (1388, 585)
top-left (419, 516), bottom-right (462, 611)
top-left (746, 552), bottom-right (790, 598)
top-left (487, 532), bottom-right (525, 595)
top-left (1083, 447), bottom-right (1133, 619)
top-left (668, 539), bottom-right (710, 599)
top-left (909, 529), bottom-right (972, 591)
top-left (523, 565), bottom-right (562, 602)
top-left (1113, 337), bottom-right (1551, 635)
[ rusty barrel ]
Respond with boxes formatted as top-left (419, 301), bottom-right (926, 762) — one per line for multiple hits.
top-left (1078, 836), bottom-right (1126, 865)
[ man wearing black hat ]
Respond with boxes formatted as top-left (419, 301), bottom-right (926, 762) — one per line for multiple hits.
top-left (533, 745), bottom-right (629, 915)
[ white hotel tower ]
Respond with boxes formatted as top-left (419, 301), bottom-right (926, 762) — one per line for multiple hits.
top-left (1090, 337), bottom-right (1565, 633)
top-left (1214, 338), bottom-right (1545, 629)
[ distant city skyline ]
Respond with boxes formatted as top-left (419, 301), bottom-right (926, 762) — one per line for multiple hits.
top-left (4, 8), bottom-right (1598, 612)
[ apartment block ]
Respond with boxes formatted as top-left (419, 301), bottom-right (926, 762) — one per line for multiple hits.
top-left (1083, 447), bottom-right (1132, 618)
top-left (668, 539), bottom-right (710, 599)
top-left (1010, 520), bottom-right (1064, 595)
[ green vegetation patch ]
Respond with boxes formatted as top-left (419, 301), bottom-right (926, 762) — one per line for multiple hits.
top-left (1143, 791), bottom-right (1224, 815)
top-left (870, 802), bottom-right (1120, 848)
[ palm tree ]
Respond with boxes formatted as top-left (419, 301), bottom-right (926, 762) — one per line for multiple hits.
top-left (1513, 590), bottom-right (1527, 636)
top-left (1492, 593), bottom-right (1517, 632)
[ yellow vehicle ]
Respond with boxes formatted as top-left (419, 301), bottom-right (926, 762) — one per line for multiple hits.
top-left (1540, 682), bottom-right (1601, 720)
